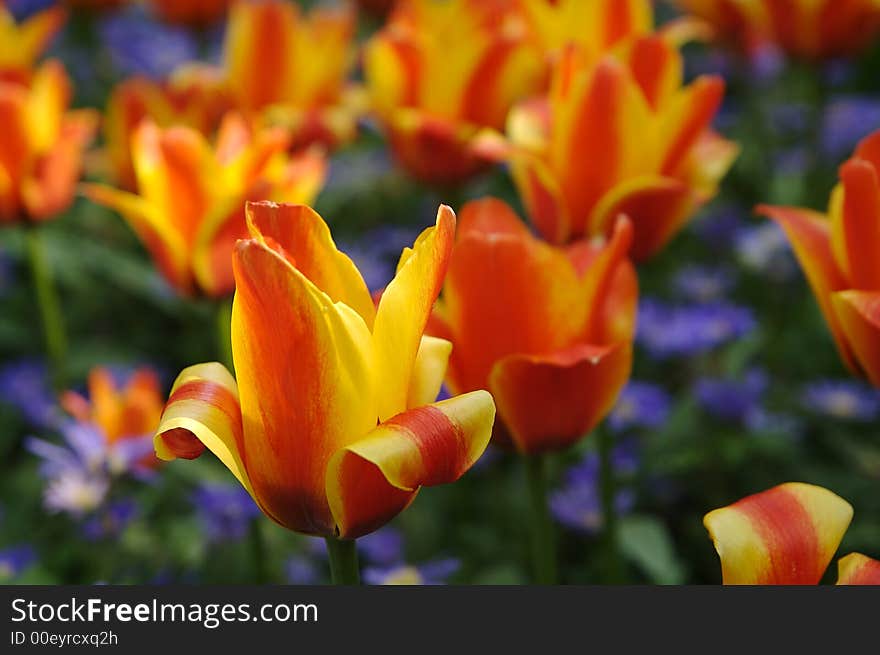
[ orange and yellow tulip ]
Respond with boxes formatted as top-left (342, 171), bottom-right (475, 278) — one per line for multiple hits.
top-left (0, 4), bottom-right (65, 82)
top-left (222, 0), bottom-right (360, 150)
top-left (675, 0), bottom-right (880, 60)
top-left (363, 0), bottom-right (544, 184)
top-left (148, 0), bottom-right (230, 26)
top-left (0, 61), bottom-right (98, 224)
top-left (83, 114), bottom-right (327, 297)
top-left (759, 130), bottom-right (880, 387)
top-left (61, 366), bottom-right (164, 467)
top-left (101, 65), bottom-right (232, 189)
top-left (153, 201), bottom-right (496, 539)
top-left (429, 198), bottom-right (636, 455)
top-left (478, 39), bottom-right (738, 260)
top-left (704, 482), bottom-right (879, 585)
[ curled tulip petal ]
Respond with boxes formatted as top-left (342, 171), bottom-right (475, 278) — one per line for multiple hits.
top-left (373, 205), bottom-right (455, 421)
top-left (836, 553), bottom-right (880, 585)
top-left (326, 390), bottom-right (495, 539)
top-left (831, 159), bottom-right (880, 289)
top-left (831, 291), bottom-right (880, 387)
top-left (154, 363), bottom-right (252, 496)
top-left (488, 342), bottom-right (633, 455)
top-left (703, 482), bottom-right (854, 585)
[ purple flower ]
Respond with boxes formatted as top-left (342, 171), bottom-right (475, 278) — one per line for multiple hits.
top-left (695, 369), bottom-right (768, 424)
top-left (0, 359), bottom-right (61, 429)
top-left (801, 380), bottom-right (880, 421)
top-left (549, 447), bottom-right (637, 534)
top-left (735, 222), bottom-right (797, 281)
top-left (191, 483), bottom-right (261, 543)
top-left (338, 225), bottom-right (422, 292)
top-left (285, 555), bottom-right (320, 585)
top-left (774, 147), bottom-right (811, 177)
top-left (636, 299), bottom-right (756, 359)
top-left (363, 558), bottom-right (460, 585)
top-left (749, 43), bottom-right (785, 84)
top-left (607, 382), bottom-right (671, 434)
top-left (693, 205), bottom-right (746, 250)
top-left (82, 499), bottom-right (139, 541)
top-left (98, 7), bottom-right (198, 79)
top-left (4, 0), bottom-right (57, 21)
top-left (357, 527), bottom-right (404, 567)
top-left (672, 265), bottom-right (735, 303)
top-left (822, 96), bottom-right (880, 160)
top-left (0, 545), bottom-right (36, 580)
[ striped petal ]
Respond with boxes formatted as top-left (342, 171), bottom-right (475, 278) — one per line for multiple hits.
top-left (758, 204), bottom-right (857, 371)
top-left (231, 237), bottom-right (376, 536)
top-left (154, 362), bottom-right (253, 497)
top-left (836, 553), bottom-right (880, 585)
top-left (703, 482), bottom-right (854, 585)
top-left (372, 205), bottom-right (455, 421)
top-left (326, 390), bottom-right (495, 539)
top-left (488, 342), bottom-right (632, 454)
top-left (831, 290), bottom-right (880, 387)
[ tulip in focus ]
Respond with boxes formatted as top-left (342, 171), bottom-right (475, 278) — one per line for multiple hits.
top-left (759, 130), bottom-right (880, 387)
top-left (222, 0), bottom-right (360, 149)
top-left (430, 198), bottom-right (637, 455)
top-left (674, 0), bottom-right (880, 60)
top-left (363, 0), bottom-right (545, 184)
top-left (0, 61), bottom-right (98, 223)
top-left (83, 114), bottom-right (327, 297)
top-left (154, 201), bottom-right (495, 545)
top-left (102, 65), bottom-right (232, 189)
top-left (704, 482), bottom-right (880, 584)
top-left (148, 0), bottom-right (230, 26)
top-left (0, 4), bottom-right (65, 81)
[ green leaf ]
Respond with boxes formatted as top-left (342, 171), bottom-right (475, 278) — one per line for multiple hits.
top-left (619, 515), bottom-right (687, 585)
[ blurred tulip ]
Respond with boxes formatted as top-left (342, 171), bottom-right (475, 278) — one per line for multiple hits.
top-left (148, 0), bottom-right (230, 26)
top-left (0, 3), bottom-right (64, 81)
top-left (83, 114), bottom-right (327, 297)
top-left (223, 0), bottom-right (360, 149)
top-left (759, 130), bottom-right (880, 387)
top-left (154, 201), bottom-right (495, 540)
top-left (704, 482), bottom-right (879, 585)
top-left (478, 39), bottom-right (738, 260)
top-left (675, 0), bottom-right (880, 60)
top-left (101, 65), bottom-right (232, 189)
top-left (0, 60), bottom-right (98, 223)
top-left (430, 197), bottom-right (637, 455)
top-left (363, 0), bottom-right (544, 184)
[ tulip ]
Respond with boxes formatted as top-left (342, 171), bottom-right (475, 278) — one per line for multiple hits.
top-left (101, 65), bottom-right (232, 190)
top-left (759, 130), bottom-right (880, 387)
top-left (148, 0), bottom-right (230, 26)
top-left (674, 0), bottom-right (880, 60)
top-left (477, 38), bottom-right (738, 261)
top-left (0, 4), bottom-right (65, 82)
top-left (704, 482), bottom-right (879, 585)
top-left (153, 201), bottom-right (496, 583)
top-left (222, 0), bottom-right (360, 150)
top-left (363, 0), bottom-right (545, 185)
top-left (83, 114), bottom-right (327, 298)
top-left (430, 197), bottom-right (637, 581)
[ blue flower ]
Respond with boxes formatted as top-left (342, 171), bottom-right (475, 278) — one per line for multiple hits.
top-left (822, 96), bottom-right (880, 160)
top-left (636, 299), bottom-right (756, 359)
top-left (735, 222), bottom-right (797, 281)
top-left (4, 0), bottom-right (57, 21)
top-left (82, 499), bottom-right (139, 541)
top-left (0, 359), bottom-right (62, 429)
top-left (0, 545), bottom-right (36, 581)
top-left (695, 369), bottom-right (768, 424)
top-left (672, 265), bottom-right (735, 303)
top-left (285, 555), bottom-right (320, 585)
top-left (692, 204), bottom-right (746, 250)
top-left (363, 558), bottom-right (460, 585)
top-left (338, 225), bottom-right (422, 292)
top-left (98, 7), bottom-right (198, 79)
top-left (357, 527), bottom-right (404, 567)
top-left (191, 483), bottom-right (261, 543)
top-left (549, 447), bottom-right (637, 534)
top-left (607, 382), bottom-right (671, 434)
top-left (801, 380), bottom-right (880, 421)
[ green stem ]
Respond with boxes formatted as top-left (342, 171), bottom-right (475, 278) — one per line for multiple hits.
top-left (598, 427), bottom-right (622, 584)
top-left (523, 455), bottom-right (557, 584)
top-left (216, 296), bottom-right (234, 371)
top-left (324, 537), bottom-right (360, 585)
top-left (249, 517), bottom-right (268, 584)
top-left (25, 225), bottom-right (67, 390)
